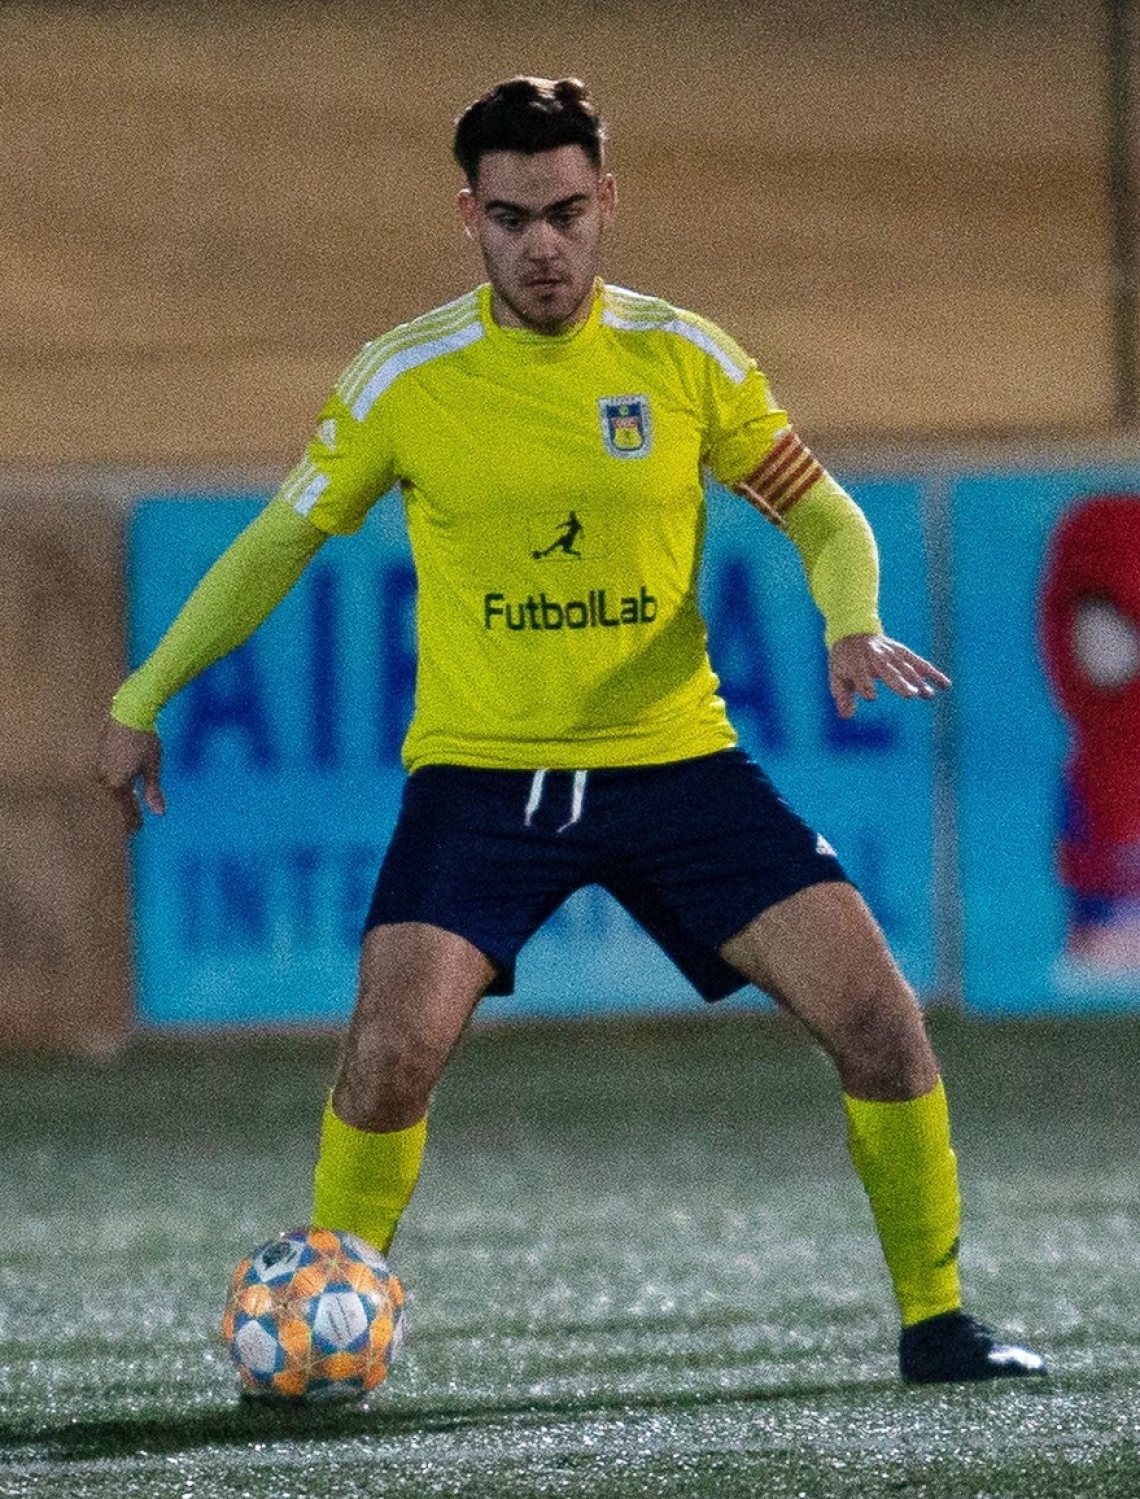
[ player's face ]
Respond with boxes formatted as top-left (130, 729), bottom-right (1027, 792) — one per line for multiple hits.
top-left (459, 146), bottom-right (616, 334)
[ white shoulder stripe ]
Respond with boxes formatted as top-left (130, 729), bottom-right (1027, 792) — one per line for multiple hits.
top-left (600, 305), bottom-right (749, 385)
top-left (349, 320), bottom-right (485, 420)
top-left (338, 293), bottom-right (483, 409)
top-left (280, 461), bottom-right (330, 518)
top-left (292, 472), bottom-right (331, 518)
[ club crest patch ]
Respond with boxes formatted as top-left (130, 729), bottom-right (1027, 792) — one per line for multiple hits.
top-left (599, 395), bottom-right (652, 458)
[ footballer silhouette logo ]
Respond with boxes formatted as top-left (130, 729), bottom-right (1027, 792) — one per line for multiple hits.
top-left (532, 511), bottom-right (584, 560)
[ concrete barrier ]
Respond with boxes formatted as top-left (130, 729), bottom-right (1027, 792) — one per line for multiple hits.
top-left (0, 497), bottom-right (131, 1049)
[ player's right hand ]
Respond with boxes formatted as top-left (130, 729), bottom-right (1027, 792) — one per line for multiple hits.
top-left (96, 714), bottom-right (167, 834)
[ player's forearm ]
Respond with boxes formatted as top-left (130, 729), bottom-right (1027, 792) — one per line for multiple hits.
top-left (111, 497), bottom-right (329, 731)
top-left (783, 480), bottom-right (884, 647)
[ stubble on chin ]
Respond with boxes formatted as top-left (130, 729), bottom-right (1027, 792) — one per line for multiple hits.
top-left (500, 280), bottom-right (591, 335)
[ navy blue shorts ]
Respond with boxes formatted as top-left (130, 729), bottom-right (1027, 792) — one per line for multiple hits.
top-left (364, 748), bottom-right (849, 1001)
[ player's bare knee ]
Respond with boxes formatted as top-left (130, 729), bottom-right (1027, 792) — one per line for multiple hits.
top-left (827, 985), bottom-right (937, 1099)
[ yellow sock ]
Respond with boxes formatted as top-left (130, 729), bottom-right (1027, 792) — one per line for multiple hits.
top-left (311, 1102), bottom-right (427, 1254)
top-left (844, 1079), bottom-right (962, 1327)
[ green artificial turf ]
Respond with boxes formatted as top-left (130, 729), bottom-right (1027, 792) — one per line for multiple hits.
top-left (2, 1010), bottom-right (1138, 1497)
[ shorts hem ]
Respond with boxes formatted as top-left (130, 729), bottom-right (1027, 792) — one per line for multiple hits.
top-left (361, 915), bottom-right (516, 996)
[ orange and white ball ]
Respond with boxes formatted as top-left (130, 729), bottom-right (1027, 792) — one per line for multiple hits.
top-left (222, 1227), bottom-right (405, 1401)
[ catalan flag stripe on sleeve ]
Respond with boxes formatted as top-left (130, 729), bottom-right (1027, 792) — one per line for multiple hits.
top-left (736, 428), bottom-right (825, 524)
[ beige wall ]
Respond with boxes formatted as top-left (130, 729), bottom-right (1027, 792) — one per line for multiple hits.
top-left (0, 0), bottom-right (1119, 465)
top-left (0, 1), bottom-right (1128, 1043)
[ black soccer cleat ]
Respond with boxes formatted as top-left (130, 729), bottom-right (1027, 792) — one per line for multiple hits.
top-left (899, 1310), bottom-right (1047, 1384)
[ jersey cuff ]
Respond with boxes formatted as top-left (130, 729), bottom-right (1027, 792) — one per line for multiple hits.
top-left (823, 611), bottom-right (885, 650)
top-left (110, 684), bottom-right (160, 733)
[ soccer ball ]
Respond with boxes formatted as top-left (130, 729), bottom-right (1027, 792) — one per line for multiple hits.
top-left (222, 1227), bottom-right (406, 1402)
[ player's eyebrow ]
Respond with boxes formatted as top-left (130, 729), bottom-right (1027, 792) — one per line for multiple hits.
top-left (482, 192), bottom-right (592, 217)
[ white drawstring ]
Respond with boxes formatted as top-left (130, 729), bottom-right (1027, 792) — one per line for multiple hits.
top-left (523, 768), bottom-right (588, 831)
top-left (524, 769), bottom-right (547, 827)
top-left (557, 770), bottom-right (588, 832)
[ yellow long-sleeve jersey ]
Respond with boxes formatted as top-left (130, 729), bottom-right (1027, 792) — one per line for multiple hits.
top-left (277, 280), bottom-right (879, 770)
top-left (113, 281), bottom-right (882, 763)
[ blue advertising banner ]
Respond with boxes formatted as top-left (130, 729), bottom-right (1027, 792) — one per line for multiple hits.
top-left (127, 480), bottom-right (939, 1027)
top-left (128, 495), bottom-right (411, 1025)
top-left (951, 467), bottom-right (1140, 1013)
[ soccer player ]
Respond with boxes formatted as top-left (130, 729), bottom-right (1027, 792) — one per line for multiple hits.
top-left (98, 76), bottom-right (1046, 1384)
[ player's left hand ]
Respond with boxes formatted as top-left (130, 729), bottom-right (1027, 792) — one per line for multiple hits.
top-left (828, 633), bottom-right (951, 719)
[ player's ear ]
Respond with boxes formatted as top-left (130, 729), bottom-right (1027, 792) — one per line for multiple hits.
top-left (458, 188), bottom-right (478, 239)
top-left (599, 173), bottom-right (617, 220)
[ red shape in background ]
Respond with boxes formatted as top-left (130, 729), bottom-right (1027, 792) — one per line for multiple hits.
top-left (1039, 492), bottom-right (1140, 898)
